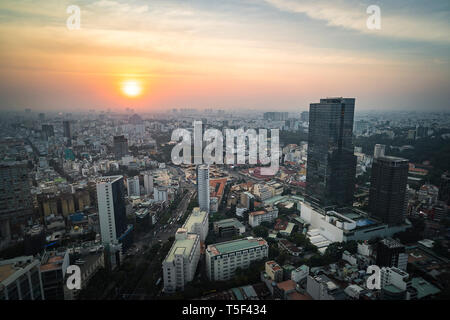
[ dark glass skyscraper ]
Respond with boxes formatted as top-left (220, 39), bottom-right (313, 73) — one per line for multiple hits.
top-left (369, 156), bottom-right (409, 225)
top-left (305, 97), bottom-right (356, 207)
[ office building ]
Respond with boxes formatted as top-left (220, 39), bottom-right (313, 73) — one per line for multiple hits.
top-left (206, 237), bottom-right (268, 281)
top-left (126, 176), bottom-right (140, 197)
top-left (376, 238), bottom-right (408, 271)
top-left (369, 156), bottom-right (409, 225)
top-left (162, 228), bottom-right (201, 293)
top-left (306, 97), bottom-right (356, 208)
top-left (197, 165), bottom-right (210, 213)
top-left (113, 135), bottom-right (129, 160)
top-left (96, 176), bottom-right (133, 260)
top-left (0, 256), bottom-right (45, 300)
top-left (182, 207), bottom-right (209, 242)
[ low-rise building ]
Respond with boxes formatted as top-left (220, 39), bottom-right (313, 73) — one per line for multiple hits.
top-left (265, 261), bottom-right (283, 283)
top-left (248, 207), bottom-right (278, 227)
top-left (206, 237), bottom-right (268, 281)
top-left (213, 218), bottom-right (246, 238)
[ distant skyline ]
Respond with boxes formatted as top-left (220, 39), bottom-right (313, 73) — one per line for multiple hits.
top-left (0, 0), bottom-right (449, 112)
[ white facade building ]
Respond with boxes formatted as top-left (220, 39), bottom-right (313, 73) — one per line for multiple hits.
top-left (248, 207), bottom-right (278, 227)
top-left (143, 172), bottom-right (154, 196)
top-left (126, 176), bottom-right (140, 197)
top-left (182, 207), bottom-right (209, 242)
top-left (154, 186), bottom-right (168, 202)
top-left (197, 165), bottom-right (210, 213)
top-left (162, 228), bottom-right (201, 293)
top-left (206, 237), bottom-right (268, 281)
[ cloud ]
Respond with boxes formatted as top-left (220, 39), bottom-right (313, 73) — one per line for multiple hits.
top-left (263, 0), bottom-right (450, 43)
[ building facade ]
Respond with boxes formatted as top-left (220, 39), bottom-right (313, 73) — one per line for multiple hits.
top-left (206, 237), bottom-right (268, 281)
top-left (306, 97), bottom-right (356, 208)
top-left (197, 165), bottom-right (210, 213)
top-left (369, 156), bottom-right (409, 225)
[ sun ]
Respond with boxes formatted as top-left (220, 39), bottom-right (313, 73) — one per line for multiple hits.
top-left (121, 80), bottom-right (142, 98)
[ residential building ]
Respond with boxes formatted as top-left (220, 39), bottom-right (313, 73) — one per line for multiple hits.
top-left (213, 218), bottom-right (246, 238)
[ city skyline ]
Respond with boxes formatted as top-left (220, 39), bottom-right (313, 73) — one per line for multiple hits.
top-left (0, 0), bottom-right (449, 112)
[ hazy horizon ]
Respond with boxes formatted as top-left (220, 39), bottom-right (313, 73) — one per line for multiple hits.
top-left (0, 0), bottom-right (449, 112)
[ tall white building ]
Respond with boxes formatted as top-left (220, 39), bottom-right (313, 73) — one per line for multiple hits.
top-left (162, 228), bottom-right (201, 293)
top-left (154, 186), bottom-right (168, 202)
top-left (143, 172), bottom-right (153, 196)
top-left (126, 176), bottom-right (140, 197)
top-left (206, 237), bottom-right (268, 281)
top-left (373, 144), bottom-right (386, 159)
top-left (197, 165), bottom-right (210, 213)
top-left (96, 176), bottom-right (131, 246)
top-left (182, 207), bottom-right (209, 242)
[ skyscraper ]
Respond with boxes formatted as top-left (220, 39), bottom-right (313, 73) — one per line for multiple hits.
top-left (113, 135), bottom-right (128, 160)
top-left (369, 156), bottom-right (409, 225)
top-left (197, 165), bottom-right (210, 213)
top-left (305, 97), bottom-right (356, 207)
top-left (96, 176), bottom-right (132, 254)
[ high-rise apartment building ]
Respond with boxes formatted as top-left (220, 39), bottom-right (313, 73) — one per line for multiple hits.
top-left (306, 97), bottom-right (356, 207)
top-left (197, 165), bottom-right (210, 213)
top-left (369, 156), bottom-right (409, 225)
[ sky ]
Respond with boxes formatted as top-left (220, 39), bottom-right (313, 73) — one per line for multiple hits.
top-left (0, 0), bottom-right (449, 113)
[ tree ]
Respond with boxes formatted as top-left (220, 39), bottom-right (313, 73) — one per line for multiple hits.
top-left (253, 226), bottom-right (269, 238)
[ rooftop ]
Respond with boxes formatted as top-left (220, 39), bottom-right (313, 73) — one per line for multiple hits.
top-left (214, 218), bottom-right (245, 229)
top-left (183, 207), bottom-right (207, 231)
top-left (164, 233), bottom-right (199, 263)
top-left (207, 237), bottom-right (267, 256)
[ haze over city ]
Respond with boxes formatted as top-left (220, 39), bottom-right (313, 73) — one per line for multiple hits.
top-left (0, 0), bottom-right (449, 112)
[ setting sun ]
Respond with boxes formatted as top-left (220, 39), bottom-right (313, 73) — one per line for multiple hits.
top-left (121, 80), bottom-right (142, 98)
